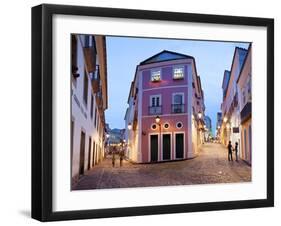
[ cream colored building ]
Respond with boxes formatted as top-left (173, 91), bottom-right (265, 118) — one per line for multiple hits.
top-left (237, 44), bottom-right (252, 164)
top-left (220, 47), bottom-right (248, 150)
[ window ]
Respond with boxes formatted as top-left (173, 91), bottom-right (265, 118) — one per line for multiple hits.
top-left (151, 123), bottom-right (157, 130)
top-left (163, 123), bottom-right (170, 129)
top-left (84, 35), bottom-right (92, 47)
top-left (150, 95), bottom-right (161, 107)
top-left (173, 66), bottom-right (184, 80)
top-left (176, 122), bottom-right (183, 129)
top-left (90, 94), bottom-right (94, 119)
top-left (83, 69), bottom-right (88, 105)
top-left (242, 89), bottom-right (246, 105)
top-left (71, 35), bottom-right (79, 81)
top-left (151, 70), bottom-right (161, 82)
top-left (247, 75), bottom-right (251, 101)
top-left (172, 93), bottom-right (184, 113)
top-left (94, 107), bottom-right (97, 128)
top-left (149, 95), bottom-right (162, 115)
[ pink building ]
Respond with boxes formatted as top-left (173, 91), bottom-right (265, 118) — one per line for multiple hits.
top-left (124, 50), bottom-right (205, 163)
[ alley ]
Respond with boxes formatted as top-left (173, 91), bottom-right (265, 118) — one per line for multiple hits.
top-left (73, 143), bottom-right (251, 190)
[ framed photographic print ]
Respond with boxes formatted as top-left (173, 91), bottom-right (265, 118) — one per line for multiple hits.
top-left (31, 4), bottom-right (274, 221)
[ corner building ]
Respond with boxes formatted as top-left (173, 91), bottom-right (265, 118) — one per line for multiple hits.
top-left (124, 50), bottom-right (205, 163)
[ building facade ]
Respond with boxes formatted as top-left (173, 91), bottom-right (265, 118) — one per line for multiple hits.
top-left (237, 45), bottom-right (252, 164)
top-left (204, 115), bottom-right (212, 142)
top-left (220, 47), bottom-right (248, 148)
top-left (124, 50), bottom-right (205, 163)
top-left (216, 112), bottom-right (222, 139)
top-left (71, 34), bottom-right (108, 185)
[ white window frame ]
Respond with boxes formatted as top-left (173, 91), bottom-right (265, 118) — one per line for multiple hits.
top-left (150, 94), bottom-right (162, 107)
top-left (173, 66), bottom-right (185, 80)
top-left (150, 69), bottom-right (161, 82)
top-left (172, 92), bottom-right (185, 104)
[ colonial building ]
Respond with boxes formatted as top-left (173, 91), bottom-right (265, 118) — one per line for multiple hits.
top-left (237, 44), bottom-right (252, 164)
top-left (71, 34), bottom-right (108, 185)
top-left (124, 50), bottom-right (205, 163)
top-left (220, 47), bottom-right (248, 149)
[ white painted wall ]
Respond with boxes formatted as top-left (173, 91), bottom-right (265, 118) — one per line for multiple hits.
top-left (71, 35), bottom-right (104, 179)
top-left (0, 1), bottom-right (280, 226)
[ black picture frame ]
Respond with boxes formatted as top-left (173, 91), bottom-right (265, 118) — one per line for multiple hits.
top-left (31, 4), bottom-right (274, 222)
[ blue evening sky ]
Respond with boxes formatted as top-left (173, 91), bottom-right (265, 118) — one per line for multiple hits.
top-left (104, 36), bottom-right (249, 134)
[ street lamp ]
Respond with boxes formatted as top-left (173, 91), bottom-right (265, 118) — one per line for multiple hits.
top-left (155, 116), bottom-right (161, 161)
top-left (127, 123), bottom-right (132, 130)
top-left (223, 116), bottom-right (228, 123)
top-left (155, 115), bottom-right (161, 124)
top-left (198, 112), bottom-right (202, 119)
top-left (226, 122), bottom-right (230, 129)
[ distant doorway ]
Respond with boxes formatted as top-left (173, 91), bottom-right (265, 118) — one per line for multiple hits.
top-left (79, 131), bottom-right (86, 176)
top-left (87, 137), bottom-right (92, 170)
top-left (162, 134), bottom-right (171, 160)
top-left (150, 134), bottom-right (158, 162)
top-left (175, 133), bottom-right (184, 159)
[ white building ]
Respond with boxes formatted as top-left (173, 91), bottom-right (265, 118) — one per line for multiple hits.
top-left (220, 47), bottom-right (248, 148)
top-left (71, 34), bottom-right (108, 186)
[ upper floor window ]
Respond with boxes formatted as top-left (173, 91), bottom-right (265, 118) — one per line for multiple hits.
top-left (247, 75), bottom-right (251, 101)
top-left (149, 95), bottom-right (162, 115)
top-left (173, 66), bottom-right (184, 80)
top-left (83, 69), bottom-right (88, 106)
top-left (151, 70), bottom-right (161, 82)
top-left (172, 93), bottom-right (185, 113)
top-left (84, 35), bottom-right (93, 47)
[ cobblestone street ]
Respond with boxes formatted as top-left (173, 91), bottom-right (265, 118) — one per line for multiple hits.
top-left (73, 143), bottom-right (251, 190)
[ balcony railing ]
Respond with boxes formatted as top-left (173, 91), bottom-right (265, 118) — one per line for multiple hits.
top-left (148, 106), bottom-right (162, 115)
top-left (171, 104), bottom-right (185, 113)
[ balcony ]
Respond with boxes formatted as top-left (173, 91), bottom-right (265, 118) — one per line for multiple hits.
top-left (83, 45), bottom-right (97, 72)
top-left (148, 106), bottom-right (162, 115)
top-left (96, 90), bottom-right (103, 110)
top-left (240, 102), bottom-right (251, 123)
top-left (171, 104), bottom-right (185, 113)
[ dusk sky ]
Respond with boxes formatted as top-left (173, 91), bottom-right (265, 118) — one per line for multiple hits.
top-left (104, 36), bottom-right (249, 134)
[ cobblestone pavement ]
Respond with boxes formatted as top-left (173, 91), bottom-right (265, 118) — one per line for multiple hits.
top-left (73, 143), bottom-right (251, 190)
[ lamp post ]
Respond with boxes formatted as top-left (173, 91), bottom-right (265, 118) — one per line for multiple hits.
top-left (127, 123), bottom-right (132, 130)
top-left (155, 116), bottom-right (161, 161)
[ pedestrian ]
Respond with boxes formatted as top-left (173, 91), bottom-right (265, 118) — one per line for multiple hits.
top-left (112, 147), bottom-right (116, 167)
top-left (234, 142), bottom-right (239, 161)
top-left (227, 141), bottom-right (233, 161)
top-left (119, 149), bottom-right (124, 167)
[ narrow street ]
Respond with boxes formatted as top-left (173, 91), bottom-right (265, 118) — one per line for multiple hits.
top-left (73, 143), bottom-right (251, 190)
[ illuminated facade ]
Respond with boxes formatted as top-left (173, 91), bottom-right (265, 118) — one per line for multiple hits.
top-left (220, 46), bottom-right (251, 163)
top-left (237, 45), bottom-right (252, 164)
top-left (124, 50), bottom-right (205, 163)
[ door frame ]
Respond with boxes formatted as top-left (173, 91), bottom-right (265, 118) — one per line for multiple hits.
top-left (148, 133), bottom-right (159, 162)
top-left (174, 131), bottom-right (185, 159)
top-left (79, 129), bottom-right (86, 176)
top-left (161, 132), bottom-right (172, 161)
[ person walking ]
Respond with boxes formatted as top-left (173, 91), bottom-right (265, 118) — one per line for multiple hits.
top-left (227, 141), bottom-right (233, 161)
top-left (234, 142), bottom-right (239, 161)
top-left (119, 149), bottom-right (124, 167)
top-left (112, 146), bottom-right (116, 167)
